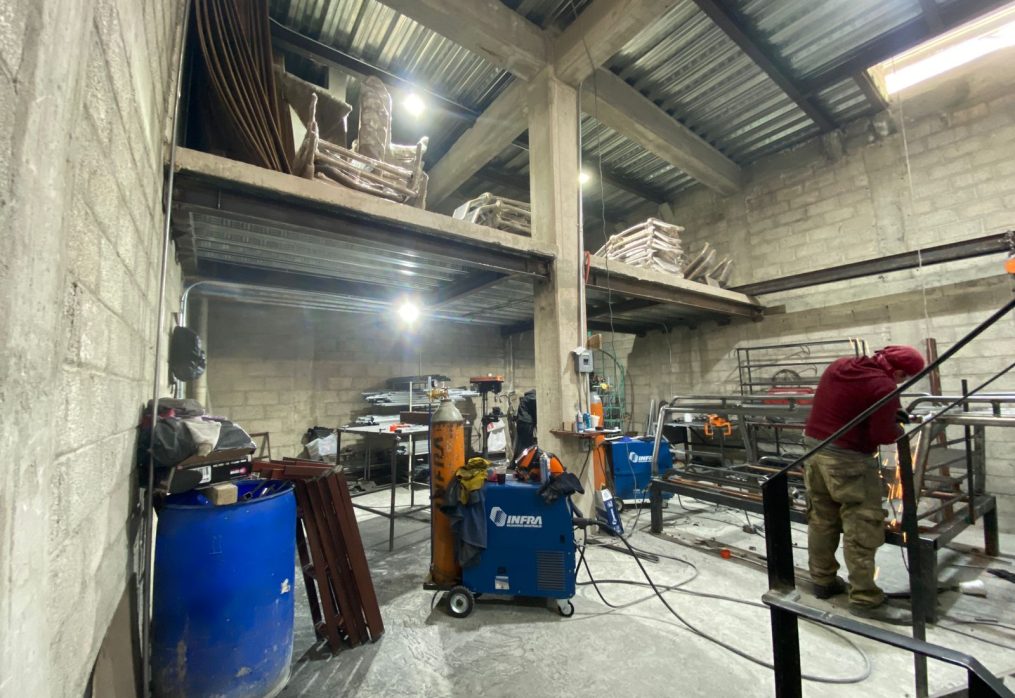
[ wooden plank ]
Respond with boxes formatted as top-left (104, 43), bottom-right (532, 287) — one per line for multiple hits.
top-left (293, 481), bottom-right (345, 651)
top-left (303, 478), bottom-right (366, 646)
top-left (326, 474), bottom-right (385, 641)
top-left (311, 478), bottom-right (369, 645)
top-left (294, 518), bottom-right (324, 639)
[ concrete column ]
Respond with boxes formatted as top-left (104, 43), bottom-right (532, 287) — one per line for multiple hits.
top-left (527, 68), bottom-right (593, 514)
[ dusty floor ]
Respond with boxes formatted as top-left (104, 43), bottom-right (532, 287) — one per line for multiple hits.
top-left (279, 487), bottom-right (1015, 697)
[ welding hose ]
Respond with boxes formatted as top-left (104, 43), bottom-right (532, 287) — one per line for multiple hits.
top-left (574, 525), bottom-right (872, 684)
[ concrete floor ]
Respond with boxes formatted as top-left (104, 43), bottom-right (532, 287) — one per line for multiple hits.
top-left (279, 487), bottom-right (1015, 697)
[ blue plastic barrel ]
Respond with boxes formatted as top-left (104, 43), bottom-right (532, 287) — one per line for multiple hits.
top-left (152, 480), bottom-right (296, 698)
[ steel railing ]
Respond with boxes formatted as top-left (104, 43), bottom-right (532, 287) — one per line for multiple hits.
top-left (760, 295), bottom-right (1015, 698)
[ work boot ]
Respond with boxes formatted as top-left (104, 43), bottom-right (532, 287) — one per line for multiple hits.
top-left (813, 577), bottom-right (848, 600)
top-left (849, 602), bottom-right (912, 625)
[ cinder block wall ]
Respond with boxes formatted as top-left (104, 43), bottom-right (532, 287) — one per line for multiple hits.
top-left (204, 301), bottom-right (538, 457)
top-left (628, 52), bottom-right (1015, 529)
top-left (0, 0), bottom-right (185, 694)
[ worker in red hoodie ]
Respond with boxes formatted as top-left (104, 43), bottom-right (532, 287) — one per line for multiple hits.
top-left (803, 345), bottom-right (925, 624)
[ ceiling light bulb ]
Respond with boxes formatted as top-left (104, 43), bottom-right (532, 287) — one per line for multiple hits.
top-left (579, 171), bottom-right (591, 185)
top-left (404, 93), bottom-right (425, 117)
top-left (397, 301), bottom-right (420, 325)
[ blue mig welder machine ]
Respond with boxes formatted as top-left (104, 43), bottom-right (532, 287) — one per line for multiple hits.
top-left (444, 479), bottom-right (577, 618)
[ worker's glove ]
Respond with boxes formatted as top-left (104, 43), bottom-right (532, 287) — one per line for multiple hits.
top-left (896, 409), bottom-right (911, 425)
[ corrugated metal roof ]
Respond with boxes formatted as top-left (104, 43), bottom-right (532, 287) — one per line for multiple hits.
top-left (272, 0), bottom-right (505, 107)
top-left (267, 0), bottom-right (967, 219)
top-left (736, 0), bottom-right (921, 77)
top-left (607, 1), bottom-right (818, 165)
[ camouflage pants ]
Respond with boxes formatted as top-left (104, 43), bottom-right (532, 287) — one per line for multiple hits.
top-left (804, 451), bottom-right (886, 607)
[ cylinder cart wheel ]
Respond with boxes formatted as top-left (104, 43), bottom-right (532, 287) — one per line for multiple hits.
top-left (557, 600), bottom-right (575, 618)
top-left (447, 586), bottom-right (475, 618)
top-left (614, 498), bottom-right (625, 514)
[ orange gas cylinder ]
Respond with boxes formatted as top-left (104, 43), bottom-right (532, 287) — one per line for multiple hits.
top-left (430, 397), bottom-right (465, 586)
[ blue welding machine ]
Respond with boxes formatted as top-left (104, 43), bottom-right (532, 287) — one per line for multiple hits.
top-left (448, 479), bottom-right (577, 618)
top-left (607, 436), bottom-right (673, 506)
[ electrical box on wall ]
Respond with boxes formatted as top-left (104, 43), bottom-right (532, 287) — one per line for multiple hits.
top-left (573, 348), bottom-right (593, 374)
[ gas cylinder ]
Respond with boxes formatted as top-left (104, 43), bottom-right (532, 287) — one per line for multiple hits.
top-left (430, 397), bottom-right (464, 586)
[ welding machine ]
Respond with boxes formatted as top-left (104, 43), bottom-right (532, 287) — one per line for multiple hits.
top-left (445, 478), bottom-right (577, 618)
top-left (606, 436), bottom-right (673, 508)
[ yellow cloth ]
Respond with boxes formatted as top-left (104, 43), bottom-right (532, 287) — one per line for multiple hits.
top-left (455, 458), bottom-right (491, 504)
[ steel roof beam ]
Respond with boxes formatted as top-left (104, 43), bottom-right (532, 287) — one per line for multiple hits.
top-left (269, 19), bottom-right (479, 124)
top-left (424, 270), bottom-right (507, 307)
top-left (500, 318), bottom-right (648, 336)
top-left (690, 0), bottom-right (836, 132)
top-left (731, 232), bottom-right (1014, 296)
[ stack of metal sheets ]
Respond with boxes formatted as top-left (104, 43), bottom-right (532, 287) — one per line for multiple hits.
top-left (594, 218), bottom-right (685, 274)
top-left (452, 193), bottom-right (531, 235)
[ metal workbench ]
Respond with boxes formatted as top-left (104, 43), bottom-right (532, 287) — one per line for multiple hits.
top-left (336, 423), bottom-right (430, 551)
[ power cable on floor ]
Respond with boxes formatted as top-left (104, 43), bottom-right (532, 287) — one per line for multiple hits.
top-left (573, 526), bottom-right (873, 684)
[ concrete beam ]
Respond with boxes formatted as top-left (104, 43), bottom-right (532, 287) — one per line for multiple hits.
top-left (426, 80), bottom-right (529, 207)
top-left (173, 148), bottom-right (556, 267)
top-left (373, 0), bottom-right (546, 81)
top-left (553, 0), bottom-right (680, 85)
top-left (583, 69), bottom-right (742, 195)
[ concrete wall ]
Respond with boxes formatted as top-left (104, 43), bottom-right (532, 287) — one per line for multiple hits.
top-left (204, 301), bottom-right (536, 457)
top-left (203, 301), bottom-right (641, 455)
top-left (627, 50), bottom-right (1015, 528)
top-left (0, 0), bottom-right (184, 694)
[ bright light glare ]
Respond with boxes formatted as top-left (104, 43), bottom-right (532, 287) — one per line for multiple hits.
top-left (885, 16), bottom-right (1015, 94)
top-left (404, 92), bottom-right (425, 117)
top-left (397, 301), bottom-right (420, 325)
top-left (579, 170), bottom-right (592, 186)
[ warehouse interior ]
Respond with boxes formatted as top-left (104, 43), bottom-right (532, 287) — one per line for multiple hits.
top-left (2, 0), bottom-right (1015, 696)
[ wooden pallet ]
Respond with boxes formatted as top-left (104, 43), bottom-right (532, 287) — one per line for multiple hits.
top-left (251, 458), bottom-right (384, 651)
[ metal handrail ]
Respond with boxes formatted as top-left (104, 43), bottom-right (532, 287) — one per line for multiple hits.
top-left (763, 590), bottom-right (1014, 697)
top-left (764, 296), bottom-right (1015, 483)
top-left (759, 295), bottom-right (1015, 698)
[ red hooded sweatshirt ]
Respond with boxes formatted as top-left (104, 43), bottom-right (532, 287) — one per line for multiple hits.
top-left (804, 356), bottom-right (901, 455)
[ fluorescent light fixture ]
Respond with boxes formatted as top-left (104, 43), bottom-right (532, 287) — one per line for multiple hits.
top-left (397, 300), bottom-right (420, 325)
top-left (883, 6), bottom-right (1015, 94)
top-left (579, 170), bottom-right (592, 186)
top-left (404, 92), bottom-right (425, 117)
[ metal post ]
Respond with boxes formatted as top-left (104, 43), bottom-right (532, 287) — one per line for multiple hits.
top-left (761, 471), bottom-right (801, 696)
top-left (897, 436), bottom-right (929, 697)
top-left (649, 481), bottom-right (663, 533)
top-left (962, 379), bottom-right (976, 524)
top-left (389, 434), bottom-right (397, 552)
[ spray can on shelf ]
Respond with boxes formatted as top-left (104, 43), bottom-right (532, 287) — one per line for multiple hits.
top-left (430, 397), bottom-right (464, 586)
top-left (590, 391), bottom-right (604, 428)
